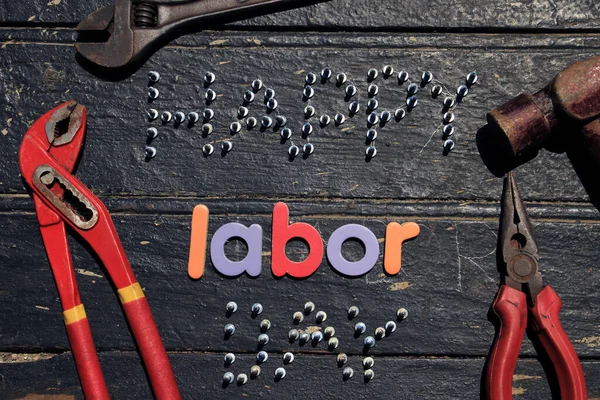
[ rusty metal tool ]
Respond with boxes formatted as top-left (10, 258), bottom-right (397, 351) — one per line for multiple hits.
top-left (483, 171), bottom-right (587, 400)
top-left (19, 101), bottom-right (181, 399)
top-left (478, 55), bottom-right (600, 177)
top-left (76, 0), bottom-right (327, 70)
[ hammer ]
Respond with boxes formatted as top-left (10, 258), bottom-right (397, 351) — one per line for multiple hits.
top-left (477, 55), bottom-right (600, 187)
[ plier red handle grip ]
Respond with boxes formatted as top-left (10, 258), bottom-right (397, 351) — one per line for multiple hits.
top-left (484, 172), bottom-right (587, 399)
top-left (19, 101), bottom-right (181, 399)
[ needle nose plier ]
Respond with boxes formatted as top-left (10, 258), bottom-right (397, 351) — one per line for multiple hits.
top-left (19, 101), bottom-right (181, 399)
top-left (484, 172), bottom-right (587, 399)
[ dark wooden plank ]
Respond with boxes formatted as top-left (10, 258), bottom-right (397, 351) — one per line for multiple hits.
top-left (1, 352), bottom-right (599, 399)
top-left (1, 211), bottom-right (598, 358)
top-left (1, 0), bottom-right (600, 31)
top-left (1, 32), bottom-right (599, 203)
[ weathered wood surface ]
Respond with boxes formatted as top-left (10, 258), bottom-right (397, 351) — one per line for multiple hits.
top-left (1, 0), bottom-right (600, 30)
top-left (2, 0), bottom-right (600, 398)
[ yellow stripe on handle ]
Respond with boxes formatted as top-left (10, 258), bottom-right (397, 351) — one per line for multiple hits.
top-left (63, 304), bottom-right (87, 325)
top-left (118, 283), bottom-right (145, 304)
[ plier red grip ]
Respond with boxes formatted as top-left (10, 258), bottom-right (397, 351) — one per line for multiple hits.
top-left (19, 101), bottom-right (181, 399)
top-left (484, 172), bottom-right (587, 399)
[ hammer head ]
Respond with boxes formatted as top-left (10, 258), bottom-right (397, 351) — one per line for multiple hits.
top-left (478, 55), bottom-right (600, 176)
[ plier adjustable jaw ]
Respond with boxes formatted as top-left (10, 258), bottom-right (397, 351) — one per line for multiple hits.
top-left (484, 172), bottom-right (587, 400)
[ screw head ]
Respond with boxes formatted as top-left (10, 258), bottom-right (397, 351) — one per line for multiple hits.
top-left (148, 87), bottom-right (160, 99)
top-left (201, 123), bottom-right (213, 136)
top-left (288, 145), bottom-right (300, 158)
top-left (303, 143), bottom-right (315, 155)
top-left (274, 367), bottom-right (286, 380)
top-left (280, 127), bottom-right (292, 139)
top-left (398, 70), bottom-right (410, 83)
top-left (246, 117), bottom-right (258, 130)
top-left (202, 144), bottom-right (214, 156)
top-left (345, 84), bottom-right (357, 97)
top-left (385, 320), bottom-right (397, 334)
top-left (348, 306), bottom-right (359, 319)
top-left (354, 322), bottom-right (367, 335)
top-left (147, 109), bottom-right (159, 120)
top-left (304, 301), bottom-right (315, 314)
top-left (397, 307), bottom-right (409, 320)
top-left (224, 323), bottom-right (236, 336)
top-left (304, 105), bottom-right (315, 118)
top-left (258, 334), bottom-right (270, 346)
top-left (421, 70), bottom-right (433, 83)
top-left (364, 336), bottom-right (376, 348)
top-left (395, 108), bottom-right (406, 121)
top-left (237, 373), bottom-right (248, 386)
top-left (311, 330), bottom-right (324, 343)
top-left (336, 73), bottom-right (347, 85)
top-left (161, 111), bottom-right (172, 123)
top-left (368, 84), bottom-right (379, 97)
top-left (323, 326), bottom-right (335, 338)
top-left (367, 112), bottom-right (380, 127)
top-left (407, 83), bottom-right (419, 95)
top-left (334, 113), bottom-right (346, 125)
top-left (305, 72), bottom-right (317, 85)
top-left (260, 319), bottom-right (271, 332)
top-left (406, 96), bottom-right (418, 109)
top-left (261, 116), bottom-right (273, 128)
top-left (203, 108), bottom-right (214, 121)
top-left (204, 71), bottom-right (215, 84)
top-left (382, 65), bottom-right (394, 78)
top-left (264, 88), bottom-right (276, 100)
top-left (145, 146), bottom-right (157, 159)
top-left (302, 123), bottom-right (313, 136)
top-left (230, 122), bottom-right (242, 134)
top-left (466, 71), bottom-right (478, 85)
top-left (366, 146), bottom-right (377, 158)
top-left (148, 71), bottom-right (160, 83)
top-left (205, 89), bottom-right (217, 102)
top-left (250, 365), bottom-right (261, 379)
top-left (252, 79), bottom-right (263, 92)
top-left (342, 367), bottom-right (354, 380)
top-left (283, 352), bottom-right (295, 364)
top-left (223, 372), bottom-right (235, 384)
top-left (320, 114), bottom-right (331, 127)
top-left (226, 301), bottom-right (238, 314)
top-left (222, 141), bottom-right (233, 152)
top-left (337, 353), bottom-right (348, 366)
top-left (188, 111), bottom-right (199, 123)
top-left (238, 106), bottom-right (249, 118)
top-left (348, 101), bottom-right (360, 114)
top-left (288, 329), bottom-right (300, 342)
top-left (224, 352), bottom-right (236, 365)
top-left (303, 86), bottom-right (315, 99)
top-left (367, 68), bottom-right (379, 81)
top-left (362, 357), bottom-right (374, 369)
top-left (252, 303), bottom-right (264, 315)
top-left (146, 127), bottom-right (158, 139)
top-left (328, 337), bottom-right (339, 350)
top-left (244, 90), bottom-right (255, 103)
top-left (321, 67), bottom-right (333, 80)
top-left (257, 350), bottom-right (269, 363)
top-left (315, 310), bottom-right (327, 323)
top-left (366, 128), bottom-right (378, 141)
top-left (367, 98), bottom-right (379, 111)
top-left (266, 98), bottom-right (278, 111)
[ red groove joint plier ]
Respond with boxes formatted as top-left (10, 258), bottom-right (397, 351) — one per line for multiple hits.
top-left (19, 101), bottom-right (181, 399)
top-left (484, 172), bottom-right (587, 399)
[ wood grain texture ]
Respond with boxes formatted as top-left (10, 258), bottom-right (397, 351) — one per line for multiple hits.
top-left (1, 0), bottom-right (600, 31)
top-left (1, 352), bottom-right (599, 399)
